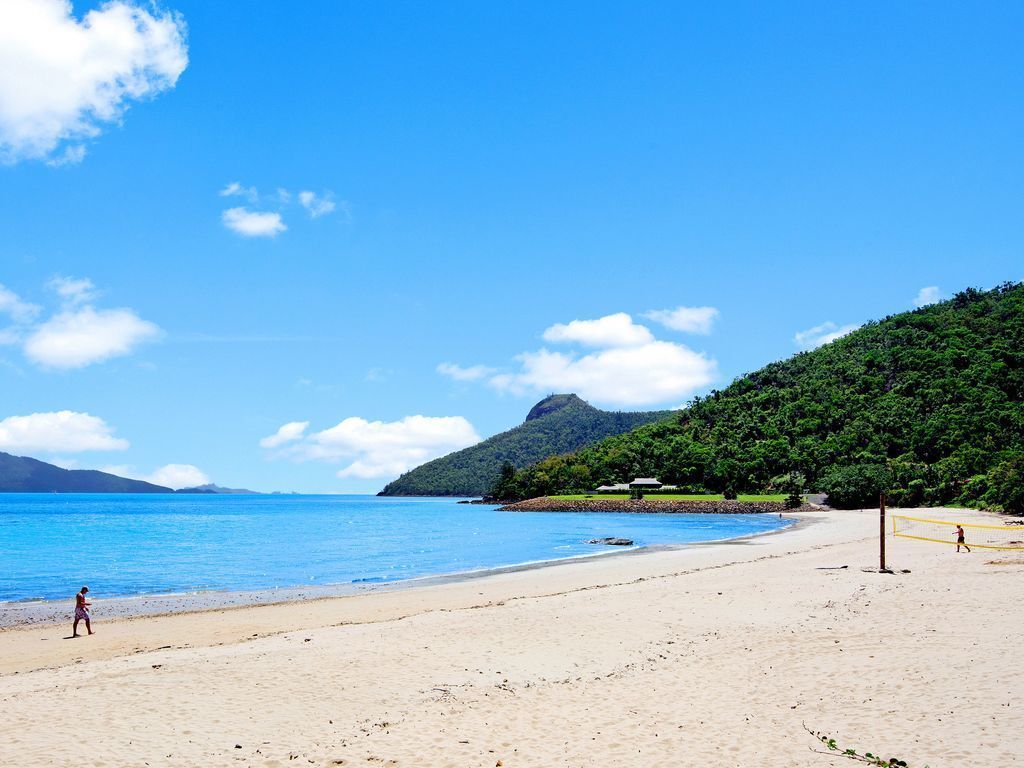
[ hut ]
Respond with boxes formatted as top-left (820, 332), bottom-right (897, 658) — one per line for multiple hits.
top-left (628, 477), bottom-right (664, 490)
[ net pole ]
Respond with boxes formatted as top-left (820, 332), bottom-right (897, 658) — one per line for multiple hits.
top-left (879, 492), bottom-right (887, 571)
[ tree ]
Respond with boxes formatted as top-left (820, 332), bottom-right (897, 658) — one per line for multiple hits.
top-left (491, 461), bottom-right (519, 500)
top-left (784, 472), bottom-right (804, 509)
top-left (818, 464), bottom-right (891, 509)
top-left (982, 457), bottom-right (1024, 514)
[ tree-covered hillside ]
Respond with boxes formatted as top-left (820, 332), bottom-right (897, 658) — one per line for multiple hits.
top-left (0, 452), bottom-right (173, 493)
top-left (378, 394), bottom-right (671, 496)
top-left (494, 284), bottom-right (1024, 512)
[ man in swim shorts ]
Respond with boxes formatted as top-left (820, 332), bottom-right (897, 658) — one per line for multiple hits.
top-left (73, 586), bottom-right (93, 637)
top-left (955, 525), bottom-right (971, 553)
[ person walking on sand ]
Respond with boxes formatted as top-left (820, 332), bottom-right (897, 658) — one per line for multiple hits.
top-left (955, 525), bottom-right (971, 553)
top-left (73, 586), bottom-right (93, 637)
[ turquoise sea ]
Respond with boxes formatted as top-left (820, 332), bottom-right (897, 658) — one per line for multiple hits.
top-left (0, 494), bottom-right (791, 603)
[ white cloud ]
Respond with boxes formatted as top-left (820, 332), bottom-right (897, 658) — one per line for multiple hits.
top-left (644, 306), bottom-right (719, 335)
top-left (0, 0), bottom-right (188, 164)
top-left (219, 184), bottom-right (343, 233)
top-left (436, 362), bottom-right (497, 381)
top-left (145, 463), bottom-right (208, 489)
top-left (46, 143), bottom-right (87, 167)
top-left (99, 462), bottom-right (209, 489)
top-left (267, 415), bottom-right (480, 480)
top-left (47, 275), bottom-right (98, 305)
top-left (489, 341), bottom-right (717, 407)
top-left (222, 207), bottom-right (286, 238)
top-left (542, 312), bottom-right (654, 348)
top-left (913, 286), bottom-right (942, 308)
top-left (2, 277), bottom-right (159, 369)
top-left (0, 410), bottom-right (128, 453)
top-left (219, 181), bottom-right (259, 203)
top-left (0, 283), bottom-right (41, 325)
top-left (298, 190), bottom-right (336, 218)
top-left (794, 321), bottom-right (860, 350)
top-left (259, 420), bottom-right (309, 449)
top-left (24, 305), bottom-right (161, 369)
top-left (444, 311), bottom-right (719, 407)
top-left (220, 181), bottom-right (248, 197)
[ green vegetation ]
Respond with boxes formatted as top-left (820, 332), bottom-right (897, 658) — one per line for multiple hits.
top-left (550, 493), bottom-right (787, 502)
top-left (784, 472), bottom-right (805, 509)
top-left (494, 284), bottom-right (1024, 512)
top-left (806, 725), bottom-right (914, 767)
top-left (378, 394), bottom-right (671, 496)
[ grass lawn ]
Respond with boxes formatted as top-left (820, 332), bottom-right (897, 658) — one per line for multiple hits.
top-left (549, 493), bottom-right (789, 502)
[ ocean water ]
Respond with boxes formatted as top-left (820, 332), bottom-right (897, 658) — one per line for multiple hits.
top-left (0, 494), bottom-right (791, 602)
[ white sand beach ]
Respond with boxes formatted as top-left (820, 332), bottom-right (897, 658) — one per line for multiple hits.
top-left (1, 506), bottom-right (1020, 767)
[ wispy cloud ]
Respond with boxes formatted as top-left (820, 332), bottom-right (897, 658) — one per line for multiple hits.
top-left (219, 183), bottom-right (345, 237)
top-left (436, 362), bottom-right (497, 382)
top-left (913, 286), bottom-right (942, 308)
top-left (298, 190), bottom-right (336, 218)
top-left (0, 284), bottom-right (41, 327)
top-left (643, 306), bottom-right (719, 335)
top-left (261, 415), bottom-right (480, 480)
top-left (259, 421), bottom-right (309, 449)
top-left (47, 275), bottom-right (99, 305)
top-left (793, 321), bottom-right (860, 350)
top-left (219, 181), bottom-right (259, 203)
top-left (0, 0), bottom-right (188, 165)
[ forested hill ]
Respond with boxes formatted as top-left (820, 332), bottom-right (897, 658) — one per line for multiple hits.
top-left (494, 283), bottom-right (1024, 512)
top-left (378, 394), bottom-right (672, 496)
top-left (0, 453), bottom-right (173, 493)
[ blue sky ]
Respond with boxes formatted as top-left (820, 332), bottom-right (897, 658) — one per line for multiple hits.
top-left (0, 1), bottom-right (1021, 492)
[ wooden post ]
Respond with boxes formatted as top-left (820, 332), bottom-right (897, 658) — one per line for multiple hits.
top-left (879, 492), bottom-right (887, 572)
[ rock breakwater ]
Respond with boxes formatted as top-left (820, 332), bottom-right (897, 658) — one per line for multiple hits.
top-left (499, 497), bottom-right (799, 514)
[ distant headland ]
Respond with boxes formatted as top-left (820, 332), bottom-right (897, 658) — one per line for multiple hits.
top-left (0, 452), bottom-right (257, 494)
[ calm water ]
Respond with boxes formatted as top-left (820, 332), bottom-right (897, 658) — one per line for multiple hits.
top-left (0, 494), bottom-right (791, 602)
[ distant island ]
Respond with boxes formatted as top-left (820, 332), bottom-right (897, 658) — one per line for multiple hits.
top-left (176, 483), bottom-right (261, 495)
top-left (0, 452), bottom-right (257, 494)
top-left (378, 394), bottom-right (672, 497)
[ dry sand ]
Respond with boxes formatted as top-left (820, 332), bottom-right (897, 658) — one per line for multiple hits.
top-left (1, 506), bottom-right (1020, 767)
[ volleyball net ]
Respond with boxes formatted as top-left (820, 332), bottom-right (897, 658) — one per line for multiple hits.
top-left (892, 514), bottom-right (1024, 550)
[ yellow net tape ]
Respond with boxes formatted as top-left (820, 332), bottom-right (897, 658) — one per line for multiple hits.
top-left (892, 514), bottom-right (1024, 550)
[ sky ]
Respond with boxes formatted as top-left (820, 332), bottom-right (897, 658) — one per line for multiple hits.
top-left (0, 1), bottom-right (1021, 492)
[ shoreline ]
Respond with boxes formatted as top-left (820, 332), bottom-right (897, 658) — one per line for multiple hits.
top-left (499, 497), bottom-right (802, 513)
top-left (0, 513), bottom-right (804, 629)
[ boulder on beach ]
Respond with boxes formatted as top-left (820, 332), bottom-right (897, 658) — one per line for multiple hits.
top-left (588, 537), bottom-right (634, 546)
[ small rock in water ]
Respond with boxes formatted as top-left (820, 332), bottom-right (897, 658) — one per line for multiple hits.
top-left (587, 537), bottom-right (634, 546)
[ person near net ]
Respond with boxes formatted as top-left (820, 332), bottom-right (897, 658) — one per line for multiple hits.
top-left (955, 524), bottom-right (971, 553)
